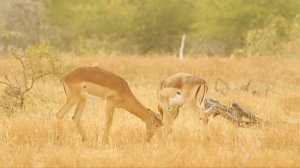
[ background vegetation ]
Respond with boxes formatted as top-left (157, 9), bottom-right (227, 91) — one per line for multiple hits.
top-left (1, 0), bottom-right (300, 56)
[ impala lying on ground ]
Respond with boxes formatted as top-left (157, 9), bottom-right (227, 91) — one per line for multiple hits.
top-left (56, 67), bottom-right (162, 143)
top-left (157, 73), bottom-right (208, 133)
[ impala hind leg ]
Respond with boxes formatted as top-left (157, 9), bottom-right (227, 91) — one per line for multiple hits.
top-left (195, 101), bottom-right (209, 125)
top-left (55, 96), bottom-right (79, 140)
top-left (72, 96), bottom-right (87, 142)
top-left (102, 102), bottom-right (115, 144)
top-left (193, 104), bottom-right (210, 141)
top-left (56, 96), bottom-right (78, 119)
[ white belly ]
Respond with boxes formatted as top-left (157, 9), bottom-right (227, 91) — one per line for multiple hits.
top-left (82, 82), bottom-right (118, 99)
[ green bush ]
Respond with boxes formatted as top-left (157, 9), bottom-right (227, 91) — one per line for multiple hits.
top-left (39, 0), bottom-right (300, 56)
top-left (239, 16), bottom-right (300, 57)
top-left (0, 42), bottom-right (64, 114)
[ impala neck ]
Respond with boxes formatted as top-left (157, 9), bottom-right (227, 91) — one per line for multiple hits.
top-left (123, 95), bottom-right (153, 125)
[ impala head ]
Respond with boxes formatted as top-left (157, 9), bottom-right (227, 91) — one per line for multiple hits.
top-left (145, 109), bottom-right (163, 141)
top-left (158, 91), bottom-right (183, 134)
top-left (147, 108), bottom-right (163, 128)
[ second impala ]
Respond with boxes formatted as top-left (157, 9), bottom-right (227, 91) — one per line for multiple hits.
top-left (157, 73), bottom-right (208, 133)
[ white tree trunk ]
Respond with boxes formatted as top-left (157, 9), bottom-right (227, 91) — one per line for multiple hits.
top-left (179, 34), bottom-right (186, 60)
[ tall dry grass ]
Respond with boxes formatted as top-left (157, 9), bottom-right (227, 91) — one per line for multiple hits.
top-left (0, 55), bottom-right (299, 167)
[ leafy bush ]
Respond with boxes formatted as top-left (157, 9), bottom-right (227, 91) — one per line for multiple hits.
top-left (0, 42), bottom-right (64, 114)
top-left (239, 16), bottom-right (300, 57)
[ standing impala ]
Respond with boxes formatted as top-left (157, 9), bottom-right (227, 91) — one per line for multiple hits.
top-left (56, 66), bottom-right (162, 143)
top-left (157, 73), bottom-right (208, 133)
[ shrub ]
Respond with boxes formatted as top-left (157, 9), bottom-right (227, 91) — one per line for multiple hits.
top-left (239, 16), bottom-right (300, 57)
top-left (0, 42), bottom-right (64, 115)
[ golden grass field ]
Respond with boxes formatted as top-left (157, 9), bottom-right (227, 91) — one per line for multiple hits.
top-left (0, 55), bottom-right (299, 167)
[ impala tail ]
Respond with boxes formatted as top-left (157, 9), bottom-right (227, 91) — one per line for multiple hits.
top-left (195, 83), bottom-right (208, 108)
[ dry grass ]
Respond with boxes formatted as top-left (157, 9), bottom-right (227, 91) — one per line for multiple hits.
top-left (0, 55), bottom-right (299, 167)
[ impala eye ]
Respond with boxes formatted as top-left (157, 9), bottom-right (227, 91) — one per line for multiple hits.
top-left (167, 107), bottom-right (172, 111)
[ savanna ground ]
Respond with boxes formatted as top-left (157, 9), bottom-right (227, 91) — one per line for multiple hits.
top-left (0, 55), bottom-right (299, 167)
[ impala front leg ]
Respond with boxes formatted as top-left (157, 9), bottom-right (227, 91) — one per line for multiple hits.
top-left (102, 102), bottom-right (115, 144)
top-left (72, 96), bottom-right (87, 142)
top-left (146, 124), bottom-right (154, 142)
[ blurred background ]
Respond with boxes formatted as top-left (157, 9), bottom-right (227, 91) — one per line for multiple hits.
top-left (1, 0), bottom-right (300, 57)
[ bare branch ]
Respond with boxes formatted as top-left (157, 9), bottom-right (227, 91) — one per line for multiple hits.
top-left (214, 78), bottom-right (229, 95)
top-left (15, 54), bottom-right (28, 88)
top-left (33, 72), bottom-right (52, 81)
top-left (23, 73), bottom-right (35, 94)
top-left (1, 75), bottom-right (19, 91)
top-left (0, 80), bottom-right (12, 87)
top-left (214, 78), bottom-right (269, 96)
top-left (23, 72), bottom-right (52, 95)
top-left (239, 80), bottom-right (251, 91)
top-left (14, 76), bottom-right (22, 89)
top-left (4, 75), bottom-right (15, 87)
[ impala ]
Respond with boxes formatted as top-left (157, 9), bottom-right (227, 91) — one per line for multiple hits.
top-left (55, 66), bottom-right (162, 143)
top-left (157, 73), bottom-right (208, 133)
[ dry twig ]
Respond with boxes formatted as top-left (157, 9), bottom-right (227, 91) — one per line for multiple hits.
top-left (214, 78), bottom-right (268, 96)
